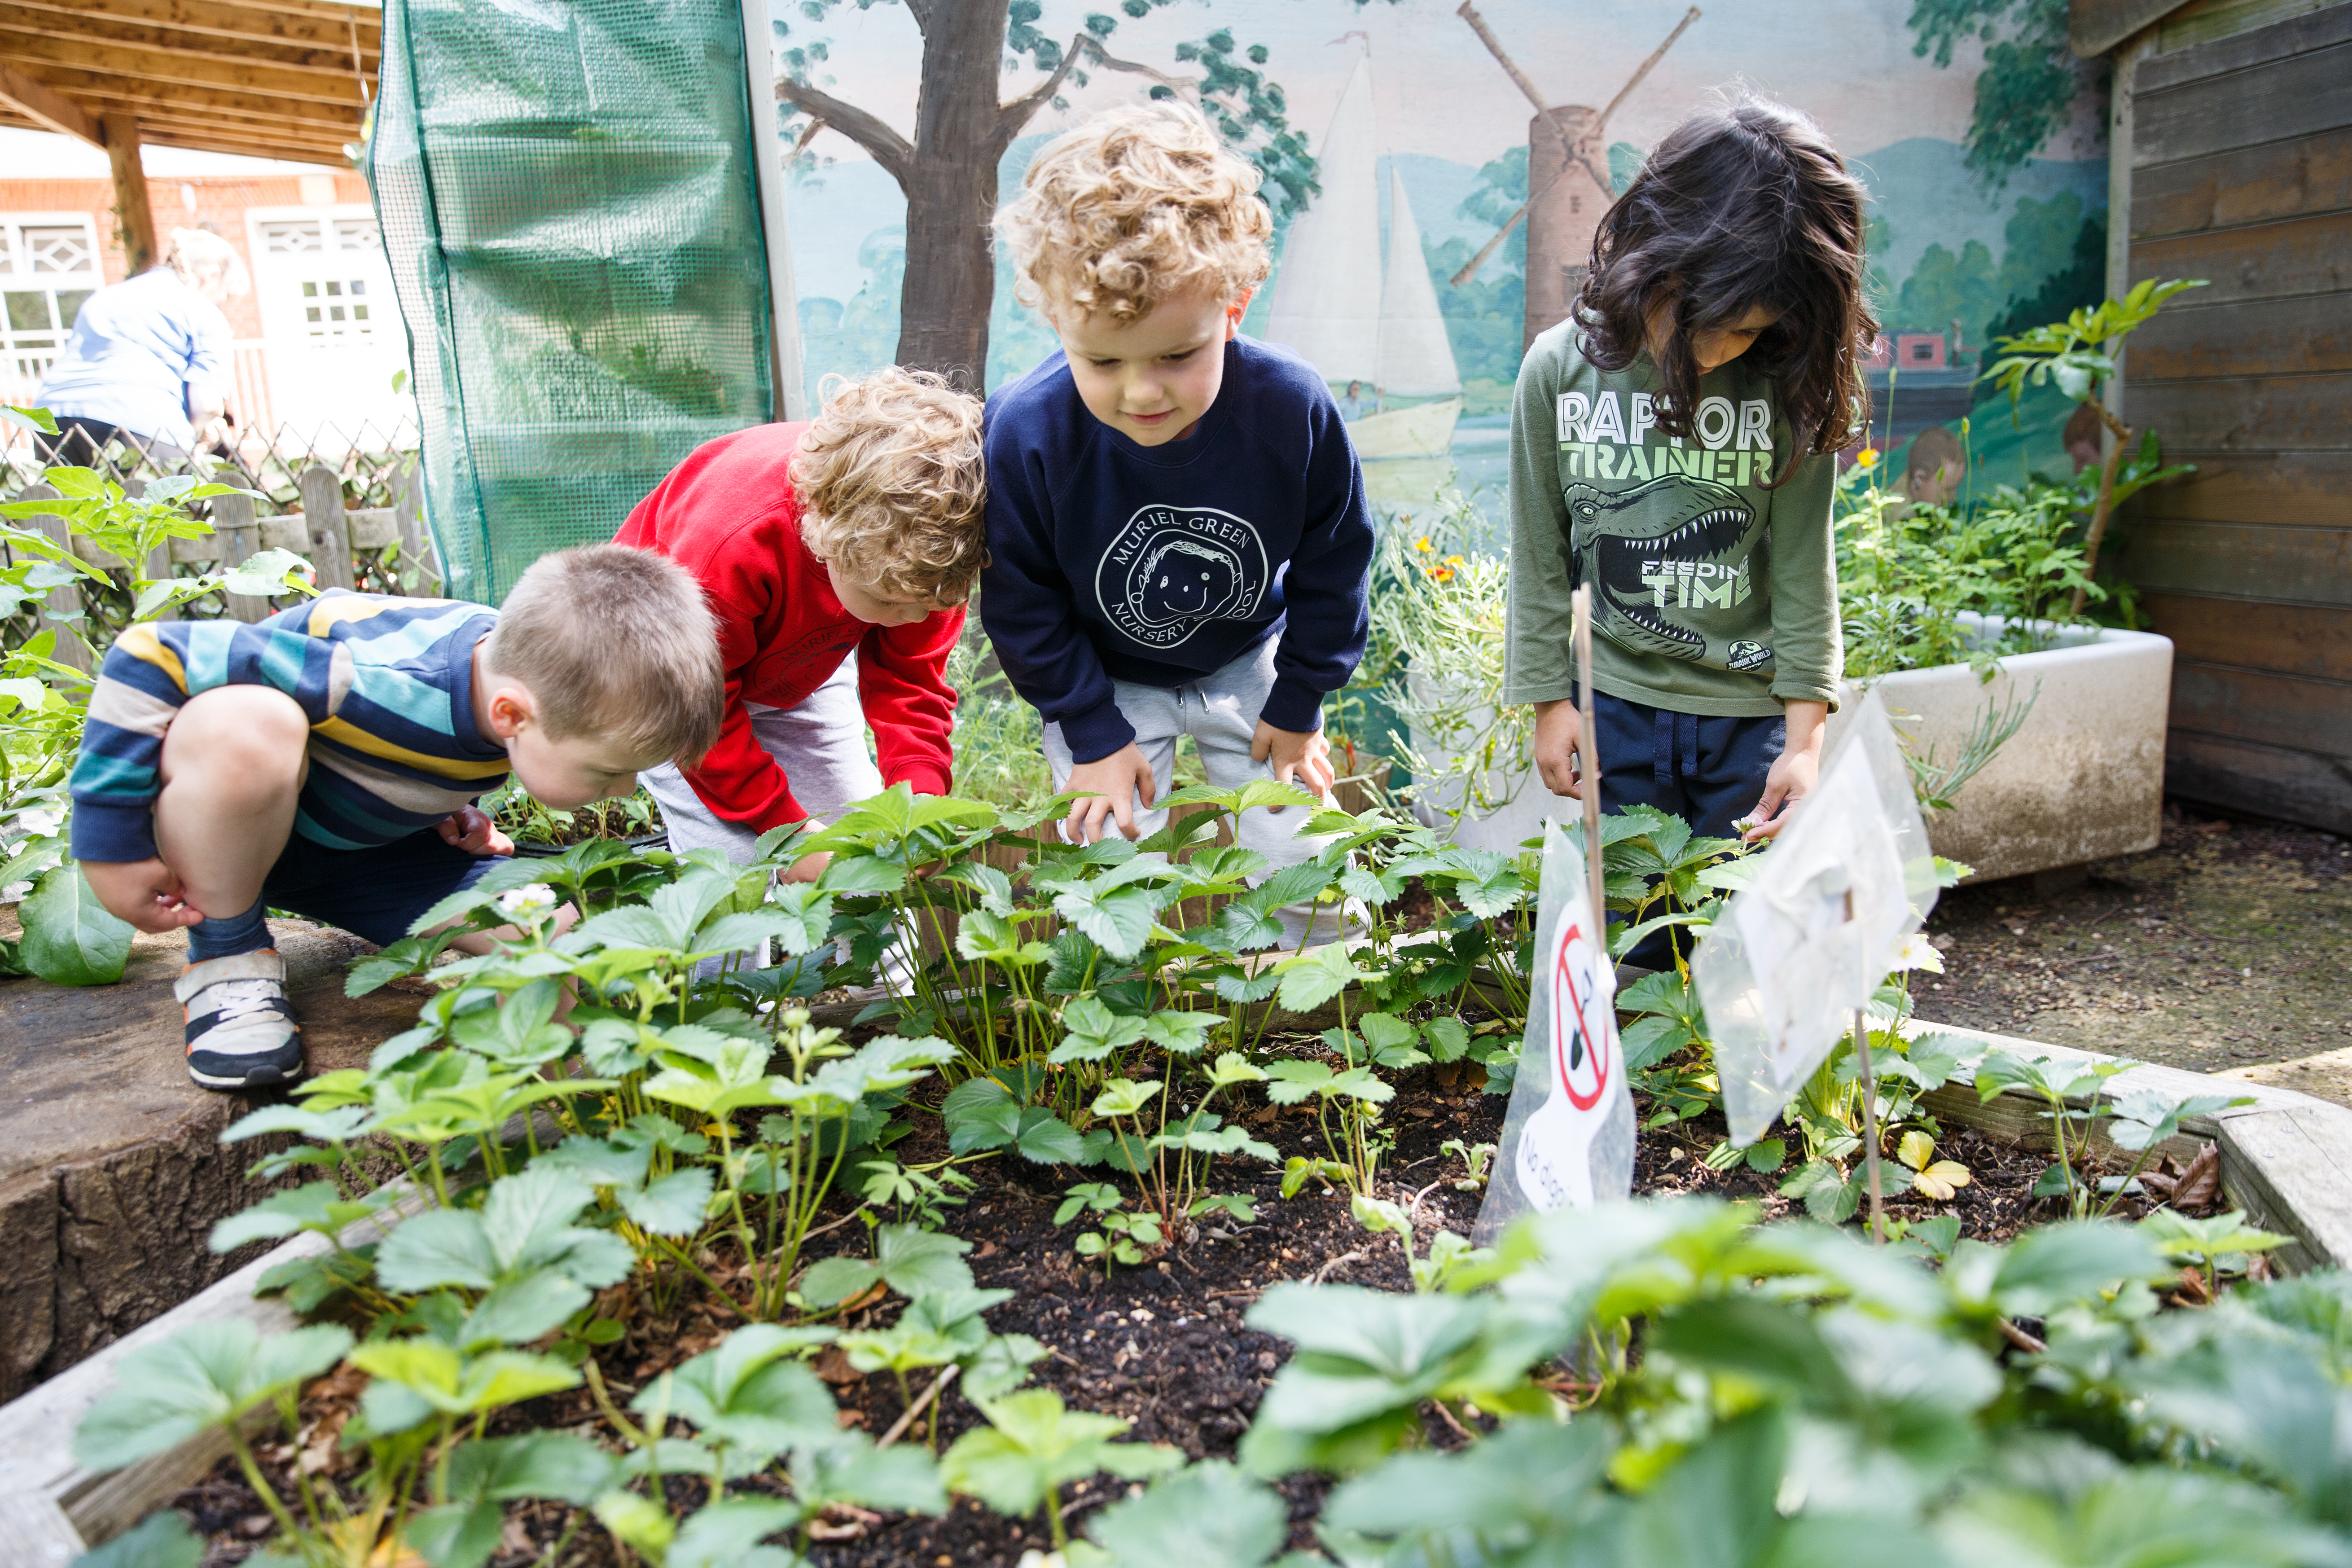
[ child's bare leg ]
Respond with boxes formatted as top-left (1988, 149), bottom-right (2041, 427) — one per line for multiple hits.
top-left (152, 685), bottom-right (309, 920)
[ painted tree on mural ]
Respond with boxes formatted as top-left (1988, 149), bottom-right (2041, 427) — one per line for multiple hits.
top-left (769, 0), bottom-right (1328, 382)
top-left (1908, 0), bottom-right (2097, 184)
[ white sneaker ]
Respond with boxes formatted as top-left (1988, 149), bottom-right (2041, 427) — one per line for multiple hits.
top-left (176, 949), bottom-right (305, 1091)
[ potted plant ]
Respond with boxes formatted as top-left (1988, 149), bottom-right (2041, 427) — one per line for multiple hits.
top-left (1829, 280), bottom-right (2204, 883)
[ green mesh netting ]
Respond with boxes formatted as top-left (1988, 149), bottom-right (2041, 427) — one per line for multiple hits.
top-left (367, 0), bottom-right (775, 605)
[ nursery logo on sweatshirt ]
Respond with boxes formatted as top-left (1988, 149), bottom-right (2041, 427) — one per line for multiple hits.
top-left (1096, 505), bottom-right (1267, 650)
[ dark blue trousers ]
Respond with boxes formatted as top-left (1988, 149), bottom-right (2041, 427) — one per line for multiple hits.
top-left (1592, 692), bottom-right (1785, 970)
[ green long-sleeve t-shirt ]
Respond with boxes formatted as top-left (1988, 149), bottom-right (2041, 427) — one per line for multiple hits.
top-left (1502, 323), bottom-right (1842, 717)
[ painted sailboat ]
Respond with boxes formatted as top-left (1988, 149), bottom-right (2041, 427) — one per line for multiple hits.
top-left (1264, 49), bottom-right (1462, 467)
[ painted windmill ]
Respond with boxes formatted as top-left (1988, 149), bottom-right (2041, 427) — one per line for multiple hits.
top-left (1450, 4), bottom-right (1702, 352)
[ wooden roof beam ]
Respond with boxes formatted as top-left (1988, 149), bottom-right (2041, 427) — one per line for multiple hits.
top-left (0, 0), bottom-right (378, 55)
top-left (0, 10), bottom-right (377, 77)
top-left (0, 29), bottom-right (370, 106)
top-left (10, 77), bottom-right (366, 133)
top-left (0, 54), bottom-right (96, 143)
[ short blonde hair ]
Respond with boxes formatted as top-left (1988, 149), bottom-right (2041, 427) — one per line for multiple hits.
top-left (998, 103), bottom-right (1273, 325)
top-left (793, 368), bottom-right (987, 602)
top-left (487, 545), bottom-right (724, 764)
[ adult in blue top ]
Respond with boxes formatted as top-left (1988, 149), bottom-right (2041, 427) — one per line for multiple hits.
top-left (35, 227), bottom-right (247, 466)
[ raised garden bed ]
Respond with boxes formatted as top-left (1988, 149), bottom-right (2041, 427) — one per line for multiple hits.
top-left (8, 790), bottom-right (2346, 1568)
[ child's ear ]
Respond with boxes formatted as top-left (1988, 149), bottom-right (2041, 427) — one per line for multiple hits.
top-left (1225, 288), bottom-right (1252, 339)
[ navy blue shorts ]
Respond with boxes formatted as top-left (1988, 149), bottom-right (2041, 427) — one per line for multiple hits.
top-left (1592, 692), bottom-right (1785, 968)
top-left (262, 828), bottom-right (507, 948)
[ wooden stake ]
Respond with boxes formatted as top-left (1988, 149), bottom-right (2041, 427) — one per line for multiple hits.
top-left (1853, 1006), bottom-right (1887, 1245)
top-left (1571, 585), bottom-right (1605, 936)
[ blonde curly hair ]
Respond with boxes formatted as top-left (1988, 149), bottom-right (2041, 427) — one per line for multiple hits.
top-left (793, 369), bottom-right (988, 602)
top-left (998, 102), bottom-right (1273, 325)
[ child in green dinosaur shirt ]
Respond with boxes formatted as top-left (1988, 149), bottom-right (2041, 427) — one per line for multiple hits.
top-left (1505, 97), bottom-right (1873, 966)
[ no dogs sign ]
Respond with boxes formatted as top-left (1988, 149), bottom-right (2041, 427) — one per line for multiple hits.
top-left (1474, 820), bottom-right (1634, 1242)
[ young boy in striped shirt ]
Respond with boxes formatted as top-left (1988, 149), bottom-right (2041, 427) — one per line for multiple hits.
top-left (67, 545), bottom-right (724, 1090)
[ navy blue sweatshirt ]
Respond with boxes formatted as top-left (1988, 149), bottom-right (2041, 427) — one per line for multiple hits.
top-left (980, 335), bottom-right (1376, 763)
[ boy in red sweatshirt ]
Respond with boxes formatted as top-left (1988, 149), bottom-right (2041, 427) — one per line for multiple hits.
top-left (614, 369), bottom-right (986, 878)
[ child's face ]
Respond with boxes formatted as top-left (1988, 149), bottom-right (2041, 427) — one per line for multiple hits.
top-left (826, 560), bottom-right (955, 627)
top-left (1051, 281), bottom-right (1238, 447)
top-left (474, 660), bottom-right (667, 810)
top-left (1647, 299), bottom-right (1783, 373)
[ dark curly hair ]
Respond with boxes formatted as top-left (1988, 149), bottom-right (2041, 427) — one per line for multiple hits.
top-left (1574, 97), bottom-right (1876, 487)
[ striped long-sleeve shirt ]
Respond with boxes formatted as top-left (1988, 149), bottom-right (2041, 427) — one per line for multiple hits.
top-left (69, 592), bottom-right (512, 864)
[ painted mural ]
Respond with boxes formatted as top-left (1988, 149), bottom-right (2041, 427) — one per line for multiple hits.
top-left (768, 0), bottom-right (2107, 523)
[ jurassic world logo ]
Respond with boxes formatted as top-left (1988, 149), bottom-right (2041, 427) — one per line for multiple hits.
top-left (1095, 505), bottom-right (1268, 650)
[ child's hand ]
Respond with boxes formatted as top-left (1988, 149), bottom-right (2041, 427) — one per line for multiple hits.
top-left (1064, 743), bottom-right (1156, 843)
top-left (1744, 701), bottom-right (1829, 843)
top-left (1250, 721), bottom-right (1335, 807)
top-left (782, 850), bottom-right (831, 884)
top-left (1531, 699), bottom-right (1588, 799)
top-left (437, 805), bottom-right (514, 857)
top-left (81, 856), bottom-right (205, 933)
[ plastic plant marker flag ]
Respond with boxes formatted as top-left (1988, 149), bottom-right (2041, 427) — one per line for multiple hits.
top-left (367, 0), bottom-right (777, 605)
top-left (1692, 688), bottom-right (1941, 1147)
top-left (1473, 819), bottom-right (1634, 1244)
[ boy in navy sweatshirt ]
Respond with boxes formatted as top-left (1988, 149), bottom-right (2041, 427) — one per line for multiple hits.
top-left (983, 104), bottom-right (1375, 897)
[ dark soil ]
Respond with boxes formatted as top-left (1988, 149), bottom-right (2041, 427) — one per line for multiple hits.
top-left (159, 1032), bottom-right (2110, 1568)
top-left (1917, 801), bottom-right (2352, 1094)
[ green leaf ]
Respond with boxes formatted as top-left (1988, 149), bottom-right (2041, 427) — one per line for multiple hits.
top-left (1052, 995), bottom-right (1150, 1063)
top-left (800, 1224), bottom-right (974, 1308)
top-left (1053, 883), bottom-right (1159, 959)
top-left (644, 1323), bottom-right (839, 1461)
top-left (619, 1167), bottom-right (717, 1237)
top-left (19, 863), bottom-right (133, 986)
top-left (4, 402), bottom-right (60, 435)
top-left (1274, 942), bottom-right (1371, 1013)
top-left (943, 1388), bottom-right (1180, 1518)
top-left (208, 1181), bottom-right (393, 1254)
top-left (74, 1320), bottom-right (354, 1470)
top-left (669, 1497), bottom-right (803, 1568)
top-left (404, 1501), bottom-right (504, 1568)
top-left (459, 1272), bottom-right (592, 1348)
top-left (1082, 1461), bottom-right (1290, 1568)
top-left (69, 1510), bottom-right (204, 1568)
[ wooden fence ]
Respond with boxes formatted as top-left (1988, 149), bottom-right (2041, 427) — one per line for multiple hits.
top-left (11, 462), bottom-right (441, 674)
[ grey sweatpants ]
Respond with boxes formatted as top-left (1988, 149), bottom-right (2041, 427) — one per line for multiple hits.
top-left (644, 655), bottom-right (884, 865)
top-left (1043, 637), bottom-right (1348, 943)
top-left (644, 656), bottom-right (893, 983)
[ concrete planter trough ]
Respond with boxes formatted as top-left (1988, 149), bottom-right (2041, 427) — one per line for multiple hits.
top-left (1414, 613), bottom-right (2172, 880)
top-left (1828, 613), bottom-right (2174, 885)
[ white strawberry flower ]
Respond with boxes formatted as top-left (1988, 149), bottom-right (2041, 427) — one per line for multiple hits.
top-left (1890, 931), bottom-right (1946, 974)
top-left (496, 883), bottom-right (558, 922)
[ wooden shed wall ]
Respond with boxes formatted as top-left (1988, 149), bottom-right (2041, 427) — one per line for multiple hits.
top-left (2115, 0), bottom-right (2352, 833)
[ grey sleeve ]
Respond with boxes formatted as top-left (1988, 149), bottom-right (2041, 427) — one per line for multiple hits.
top-left (1766, 450), bottom-right (1843, 708)
top-left (1502, 343), bottom-right (1580, 707)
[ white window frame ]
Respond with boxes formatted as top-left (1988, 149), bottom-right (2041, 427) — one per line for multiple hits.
top-left (0, 211), bottom-right (104, 400)
top-left (243, 204), bottom-right (388, 348)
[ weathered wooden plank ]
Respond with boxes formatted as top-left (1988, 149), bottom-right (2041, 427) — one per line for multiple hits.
top-left (2165, 726), bottom-right (2352, 832)
top-left (2072, 0), bottom-right (2184, 57)
top-left (2129, 208), bottom-right (2352, 306)
top-left (390, 456), bottom-right (440, 594)
top-left (2125, 290), bottom-right (2352, 379)
top-left (208, 489), bottom-right (272, 623)
top-left (2157, 0), bottom-right (2347, 57)
top-left (2171, 658), bottom-right (2352, 756)
top-left (343, 506), bottom-right (399, 552)
top-left (2217, 1102), bottom-right (2352, 1272)
top-left (258, 514), bottom-right (307, 553)
top-left (2124, 449), bottom-right (2352, 525)
top-left (2114, 520), bottom-right (2352, 604)
top-left (2134, 36), bottom-right (2352, 167)
top-left (2141, 592), bottom-right (2352, 680)
top-left (2133, 123), bottom-right (2352, 240)
top-left (2124, 371), bottom-right (2352, 451)
top-left (2139, 0), bottom-right (2352, 91)
top-left (296, 467), bottom-right (353, 594)
top-left (12, 483), bottom-right (90, 674)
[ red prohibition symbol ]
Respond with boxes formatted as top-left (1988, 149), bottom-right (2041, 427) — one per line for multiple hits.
top-left (1553, 918), bottom-right (1611, 1112)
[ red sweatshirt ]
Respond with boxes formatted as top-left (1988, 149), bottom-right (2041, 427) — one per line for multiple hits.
top-left (614, 423), bottom-right (961, 831)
